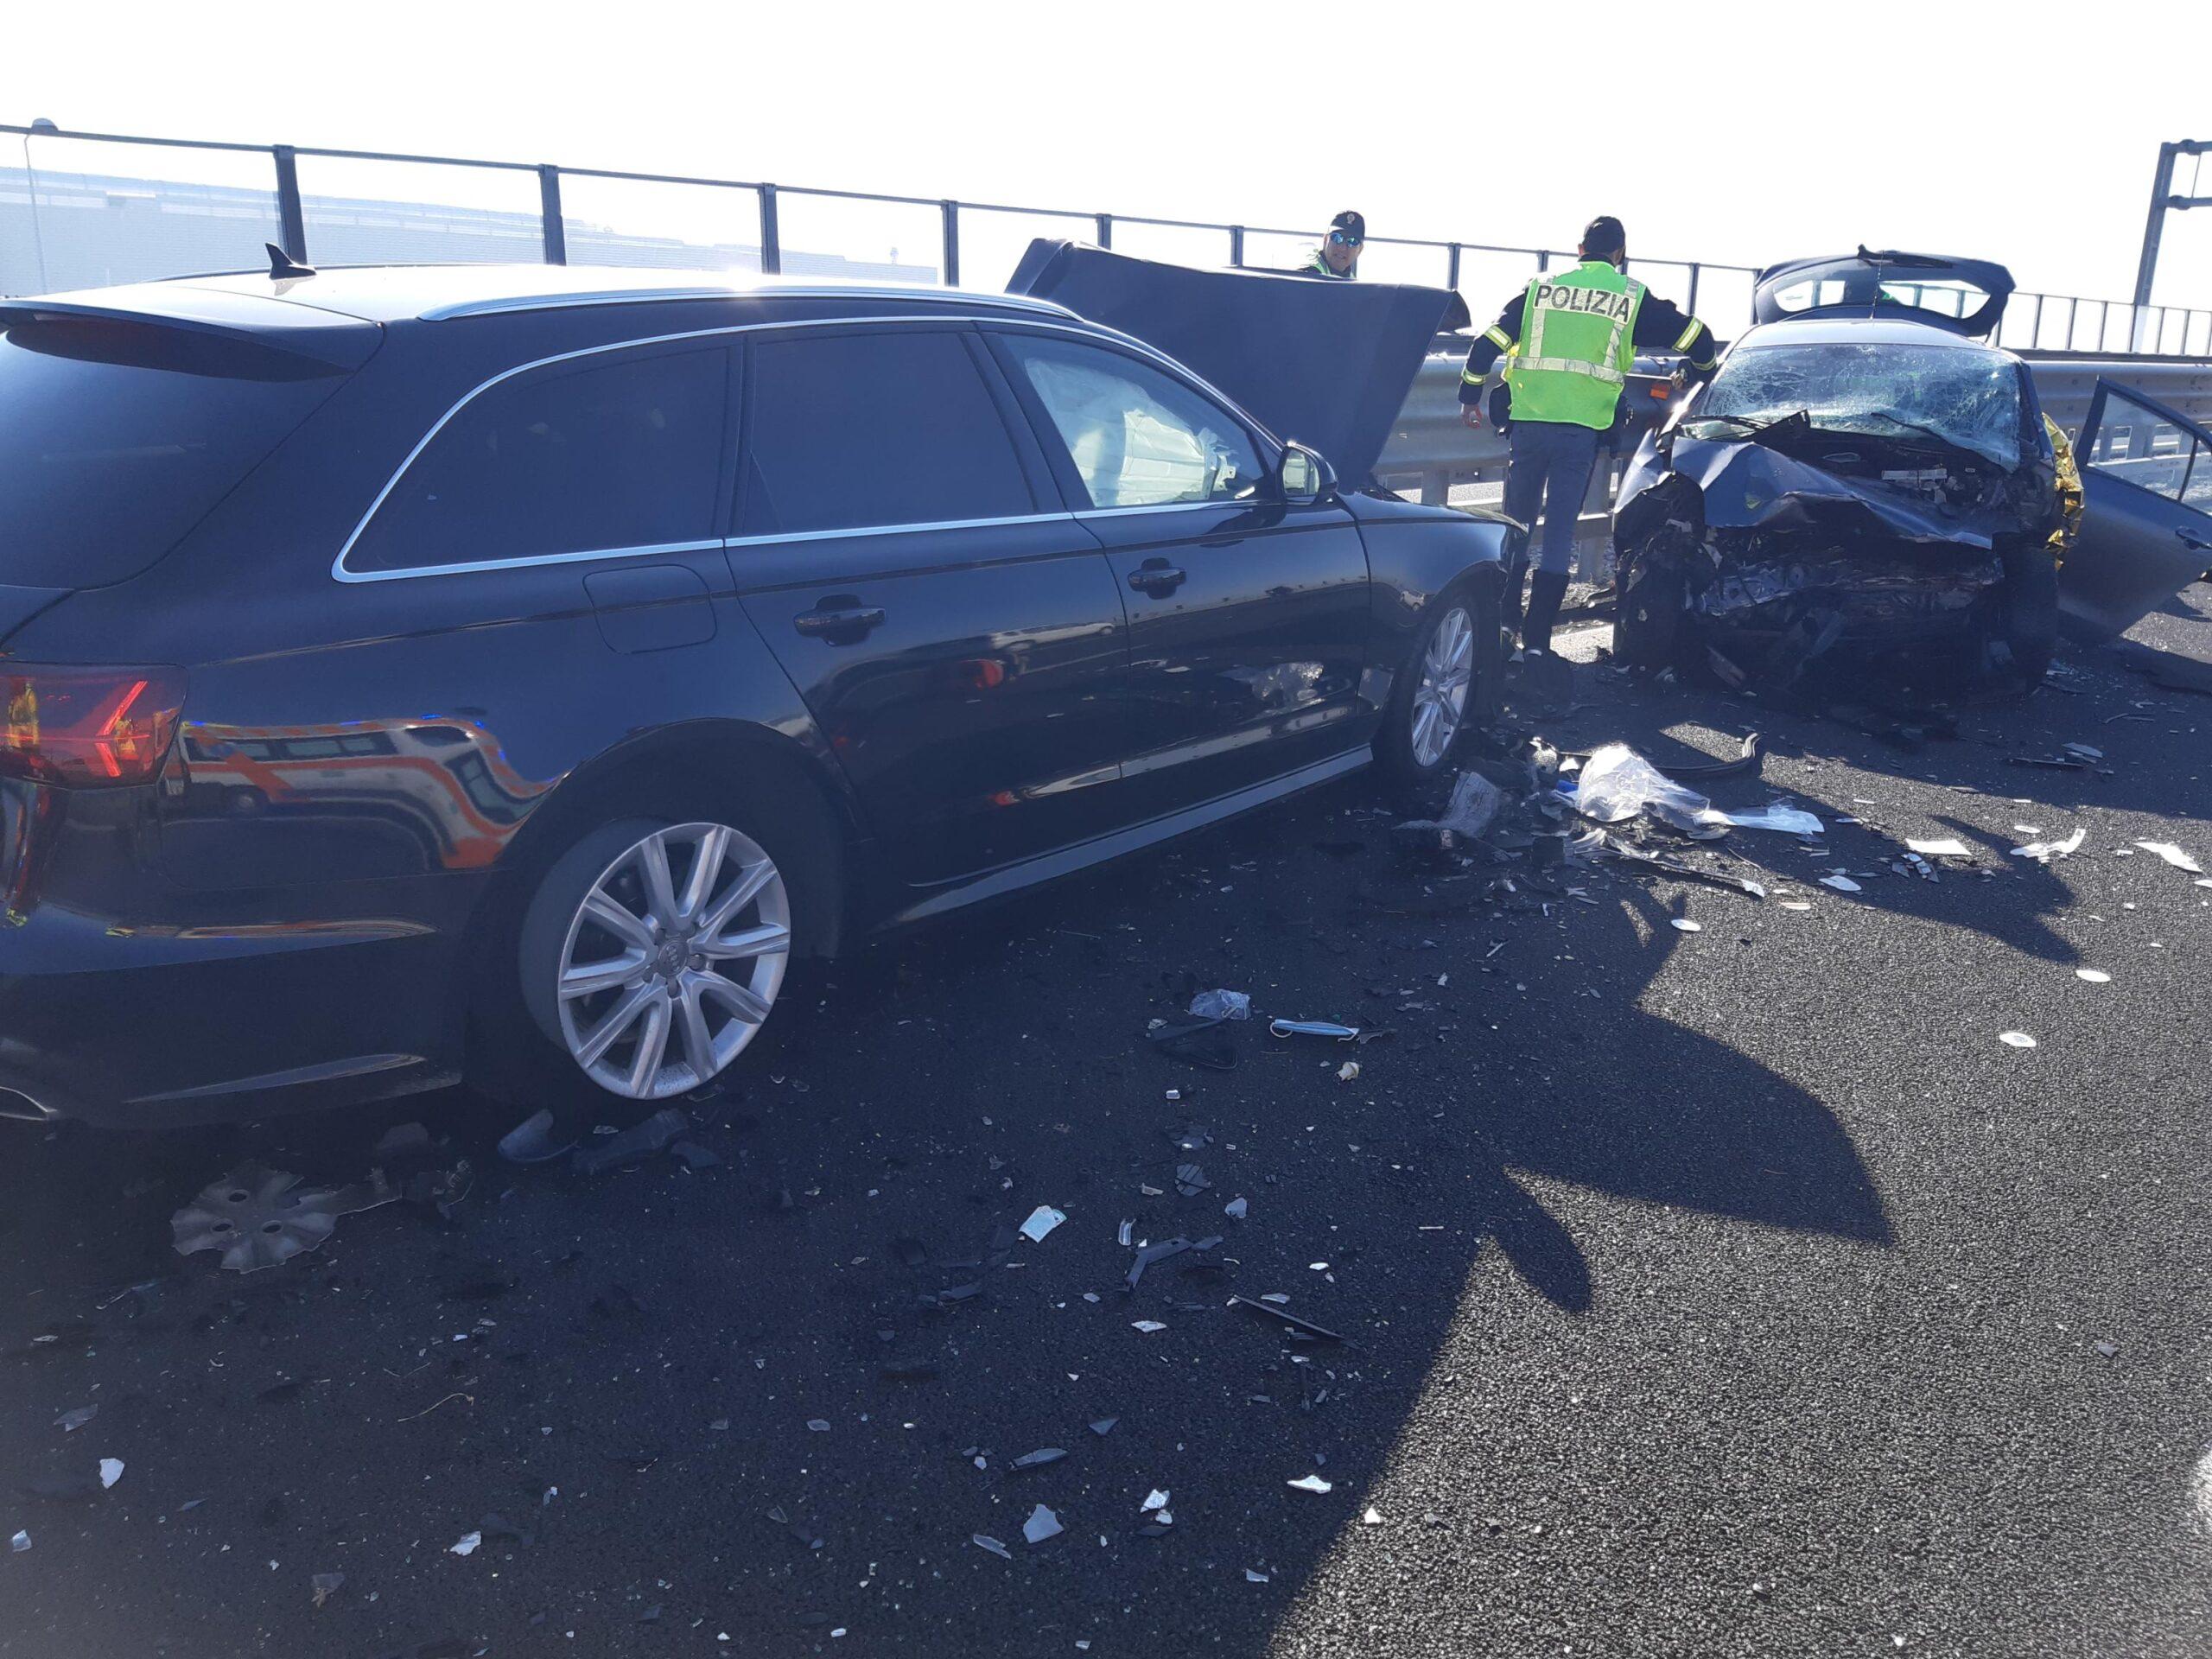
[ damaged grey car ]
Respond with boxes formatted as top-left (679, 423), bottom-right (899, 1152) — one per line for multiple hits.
top-left (1610, 251), bottom-right (2072, 694)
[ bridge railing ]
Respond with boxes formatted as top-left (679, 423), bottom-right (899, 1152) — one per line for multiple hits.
top-left (6, 120), bottom-right (2209, 355)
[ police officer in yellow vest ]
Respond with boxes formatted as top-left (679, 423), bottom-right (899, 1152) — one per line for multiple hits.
top-left (1459, 216), bottom-right (1717, 658)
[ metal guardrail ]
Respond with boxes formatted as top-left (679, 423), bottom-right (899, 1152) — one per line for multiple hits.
top-left (6, 119), bottom-right (2210, 357)
top-left (1376, 354), bottom-right (2212, 581)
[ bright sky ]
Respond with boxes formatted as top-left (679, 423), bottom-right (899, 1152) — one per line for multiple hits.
top-left (10, 0), bottom-right (2212, 318)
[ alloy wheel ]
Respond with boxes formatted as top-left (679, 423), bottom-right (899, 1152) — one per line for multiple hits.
top-left (1409, 605), bottom-right (1474, 769)
top-left (552, 821), bottom-right (790, 1099)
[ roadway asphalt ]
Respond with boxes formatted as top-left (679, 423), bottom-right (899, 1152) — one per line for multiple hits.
top-left (3, 595), bottom-right (2209, 1659)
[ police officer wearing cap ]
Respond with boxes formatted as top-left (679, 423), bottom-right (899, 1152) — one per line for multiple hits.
top-left (1459, 216), bottom-right (1717, 658)
top-left (1301, 211), bottom-right (1363, 279)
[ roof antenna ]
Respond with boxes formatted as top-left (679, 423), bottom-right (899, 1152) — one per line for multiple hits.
top-left (264, 242), bottom-right (316, 280)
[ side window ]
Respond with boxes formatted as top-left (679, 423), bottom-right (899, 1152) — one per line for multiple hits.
top-left (2085, 387), bottom-right (2208, 505)
top-left (740, 330), bottom-right (1033, 537)
top-left (1003, 335), bottom-right (1263, 510)
top-left (349, 346), bottom-right (727, 574)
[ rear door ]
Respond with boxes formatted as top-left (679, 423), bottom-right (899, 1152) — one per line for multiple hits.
top-left (728, 324), bottom-right (1133, 887)
top-left (2062, 379), bottom-right (2212, 639)
top-left (987, 327), bottom-right (1371, 815)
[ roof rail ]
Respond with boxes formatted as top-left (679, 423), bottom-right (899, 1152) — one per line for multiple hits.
top-left (419, 283), bottom-right (1079, 323)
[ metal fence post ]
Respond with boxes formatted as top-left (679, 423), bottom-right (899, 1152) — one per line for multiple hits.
top-left (2028, 293), bottom-right (2044, 349)
top-left (1446, 242), bottom-right (1461, 290)
top-left (1536, 250), bottom-right (1550, 273)
top-left (537, 166), bottom-right (566, 265)
top-left (941, 200), bottom-right (959, 287)
top-left (758, 185), bottom-right (780, 275)
top-left (271, 145), bottom-right (308, 264)
top-left (1229, 226), bottom-right (1244, 267)
top-left (1685, 262), bottom-right (1700, 316)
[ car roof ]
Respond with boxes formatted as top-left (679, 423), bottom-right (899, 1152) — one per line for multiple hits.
top-left (25, 262), bottom-right (1081, 327)
top-left (1730, 316), bottom-right (2017, 355)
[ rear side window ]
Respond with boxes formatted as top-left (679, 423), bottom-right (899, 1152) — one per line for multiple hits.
top-left (0, 319), bottom-right (352, 588)
top-left (348, 346), bottom-right (727, 574)
top-left (739, 330), bottom-right (1033, 537)
top-left (1001, 334), bottom-right (1262, 510)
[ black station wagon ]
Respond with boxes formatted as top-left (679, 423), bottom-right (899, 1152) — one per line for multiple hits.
top-left (0, 258), bottom-right (1506, 1126)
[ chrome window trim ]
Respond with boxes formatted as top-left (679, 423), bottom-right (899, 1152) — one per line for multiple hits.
top-left (419, 285), bottom-right (1081, 323)
top-left (333, 313), bottom-right (1281, 584)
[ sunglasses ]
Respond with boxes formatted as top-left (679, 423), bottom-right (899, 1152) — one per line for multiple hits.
top-left (1328, 230), bottom-right (1363, 247)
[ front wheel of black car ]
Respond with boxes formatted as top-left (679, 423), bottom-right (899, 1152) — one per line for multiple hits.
top-left (1376, 584), bottom-right (1491, 785)
top-left (2000, 543), bottom-right (2060, 683)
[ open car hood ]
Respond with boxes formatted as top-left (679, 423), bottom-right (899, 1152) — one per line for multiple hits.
top-left (1752, 249), bottom-right (2013, 340)
top-left (1006, 240), bottom-right (1470, 484)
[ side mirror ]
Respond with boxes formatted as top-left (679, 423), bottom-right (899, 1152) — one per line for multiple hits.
top-left (1278, 442), bottom-right (1334, 506)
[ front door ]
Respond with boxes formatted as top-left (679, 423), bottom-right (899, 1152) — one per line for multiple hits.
top-left (2063, 378), bottom-right (2212, 639)
top-left (987, 327), bottom-right (1371, 814)
top-left (729, 325), bottom-right (1131, 888)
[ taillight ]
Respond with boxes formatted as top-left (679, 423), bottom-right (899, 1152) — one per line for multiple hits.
top-left (0, 664), bottom-right (188, 787)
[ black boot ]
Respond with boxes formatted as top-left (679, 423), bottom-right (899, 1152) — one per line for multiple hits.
top-left (1522, 570), bottom-right (1570, 656)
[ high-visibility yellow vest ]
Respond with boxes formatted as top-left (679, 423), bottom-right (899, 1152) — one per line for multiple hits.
top-left (1503, 259), bottom-right (1643, 429)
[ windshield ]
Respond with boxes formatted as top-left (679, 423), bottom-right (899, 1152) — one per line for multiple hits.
top-left (0, 318), bottom-right (350, 588)
top-left (1689, 341), bottom-right (2024, 469)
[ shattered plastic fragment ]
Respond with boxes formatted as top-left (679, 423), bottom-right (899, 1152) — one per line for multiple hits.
top-left (1090, 1418), bottom-right (1118, 1437)
top-left (573, 1108), bottom-right (689, 1175)
top-left (1669, 918), bottom-right (1702, 933)
top-left (1363, 1507), bottom-right (1383, 1526)
top-left (1174, 1164), bottom-right (1211, 1196)
top-left (448, 1531), bottom-right (482, 1557)
top-left (1246, 1567), bottom-right (1271, 1583)
top-left (1337, 1062), bottom-right (1360, 1082)
top-left (1224, 1198), bottom-right (1249, 1220)
top-left (2075, 969), bottom-right (2111, 983)
top-left (99, 1459), bottom-right (123, 1490)
top-left (2010, 826), bottom-right (2085, 862)
top-left (1819, 875), bottom-right (1862, 893)
top-left (1906, 838), bottom-right (1972, 858)
top-left (1397, 771), bottom-right (1504, 842)
top-left (2133, 841), bottom-right (2204, 874)
top-left (1131, 1320), bottom-right (1166, 1333)
top-left (1287, 1474), bottom-right (1334, 1494)
top-left (1012, 1448), bottom-right (1066, 1470)
top-left (1716, 803), bottom-right (1825, 835)
top-left (9, 1530), bottom-right (25, 1554)
top-left (1999, 1031), bottom-right (2037, 1049)
top-left (171, 1164), bottom-right (397, 1273)
top-left (1141, 1490), bottom-right (1171, 1512)
top-left (311, 1571), bottom-right (345, 1608)
top-left (972, 1533), bottom-right (1012, 1560)
top-left (1187, 989), bottom-right (1252, 1021)
top-left (1127, 1236), bottom-right (1194, 1289)
top-left (1019, 1205), bottom-right (1066, 1243)
top-left (1269, 1018), bottom-right (1362, 1041)
top-left (1573, 744), bottom-right (1729, 836)
top-left (1023, 1504), bottom-right (1064, 1544)
top-left (496, 1109), bottom-right (576, 1166)
top-left (54, 1406), bottom-right (96, 1433)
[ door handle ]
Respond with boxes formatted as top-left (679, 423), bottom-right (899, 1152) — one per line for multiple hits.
top-left (1128, 561), bottom-right (1186, 596)
top-left (793, 601), bottom-right (887, 640)
top-left (2177, 525), bottom-right (2211, 554)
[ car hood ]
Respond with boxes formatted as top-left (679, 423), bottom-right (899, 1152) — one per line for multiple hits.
top-left (1006, 239), bottom-right (1470, 484)
top-left (1640, 435), bottom-right (2002, 549)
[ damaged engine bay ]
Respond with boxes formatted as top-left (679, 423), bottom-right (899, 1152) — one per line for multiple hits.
top-left (1610, 301), bottom-right (2073, 703)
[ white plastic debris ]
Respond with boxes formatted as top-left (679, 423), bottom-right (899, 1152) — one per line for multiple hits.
top-left (1188, 988), bottom-right (1252, 1021)
top-left (2133, 841), bottom-right (2204, 874)
top-left (99, 1459), bottom-right (123, 1491)
top-left (1131, 1320), bottom-right (1166, 1334)
top-left (2075, 969), bottom-right (2112, 983)
top-left (2010, 827), bottom-right (2085, 863)
top-left (2063, 743), bottom-right (2103, 760)
top-left (1779, 900), bottom-right (1812, 912)
top-left (54, 1406), bottom-right (96, 1433)
top-left (1718, 803), bottom-right (1826, 836)
top-left (1819, 875), bottom-right (1863, 893)
top-left (1287, 1474), bottom-right (1334, 1494)
top-left (806, 1419), bottom-right (830, 1432)
top-left (1019, 1205), bottom-right (1066, 1243)
top-left (1362, 1507), bottom-right (1383, 1526)
top-left (1573, 743), bottom-right (1726, 836)
top-left (972, 1533), bottom-right (1012, 1560)
top-left (10, 1530), bottom-right (26, 1553)
top-left (1224, 1197), bottom-right (1249, 1220)
top-left (1336, 1061), bottom-right (1360, 1083)
top-left (1669, 918), bottom-right (1702, 933)
top-left (1906, 837), bottom-right (1971, 858)
top-left (1141, 1490), bottom-right (1171, 1513)
top-left (1245, 1567), bottom-right (1270, 1582)
top-left (1023, 1504), bottom-right (1064, 1545)
top-left (448, 1531), bottom-right (482, 1557)
top-left (1399, 770), bottom-right (1505, 840)
top-left (1999, 1031), bottom-right (2038, 1049)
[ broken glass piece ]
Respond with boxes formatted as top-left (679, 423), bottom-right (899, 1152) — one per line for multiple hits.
top-left (171, 1164), bottom-right (397, 1274)
top-left (1224, 1198), bottom-right (1248, 1220)
top-left (1173, 1164), bottom-right (1211, 1196)
top-left (1019, 1205), bottom-right (1066, 1243)
top-left (2010, 827), bottom-right (2085, 862)
top-left (1669, 918), bottom-right (1702, 933)
top-left (1012, 1448), bottom-right (1065, 1470)
top-left (1127, 1236), bottom-right (1193, 1289)
top-left (1131, 1320), bottom-right (1166, 1334)
top-left (1999, 1031), bottom-right (2037, 1048)
top-left (54, 1406), bottom-right (95, 1433)
top-left (448, 1531), bottom-right (482, 1557)
top-left (1246, 1567), bottom-right (1271, 1583)
top-left (1337, 1062), bottom-right (1360, 1082)
top-left (972, 1533), bottom-right (1012, 1560)
top-left (1187, 989), bottom-right (1251, 1021)
top-left (2133, 841), bottom-right (2203, 874)
top-left (1906, 837), bottom-right (1971, 857)
top-left (805, 1420), bottom-right (830, 1433)
top-left (1141, 1490), bottom-right (1170, 1512)
top-left (1818, 875), bottom-right (1862, 893)
top-left (1089, 1418), bottom-right (1118, 1437)
top-left (1715, 802), bottom-right (1825, 835)
top-left (1023, 1504), bottom-right (1064, 1545)
top-left (1363, 1507), bottom-right (1383, 1525)
top-left (311, 1571), bottom-right (346, 1607)
top-left (2075, 968), bottom-right (2111, 983)
top-left (98, 1459), bottom-right (123, 1490)
top-left (1287, 1474), bottom-right (1334, 1493)
top-left (10, 1531), bottom-right (25, 1553)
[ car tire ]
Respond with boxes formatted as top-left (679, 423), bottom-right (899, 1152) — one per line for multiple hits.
top-left (1376, 579), bottom-right (1495, 785)
top-left (2000, 543), bottom-right (2060, 684)
top-left (477, 785), bottom-right (822, 1110)
top-left (1613, 553), bottom-right (1685, 670)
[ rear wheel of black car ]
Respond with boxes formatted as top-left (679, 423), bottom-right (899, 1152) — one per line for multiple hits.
top-left (2000, 543), bottom-right (2060, 683)
top-left (1614, 554), bottom-right (1685, 670)
top-left (478, 783), bottom-right (826, 1110)
top-left (1377, 585), bottom-right (1488, 784)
